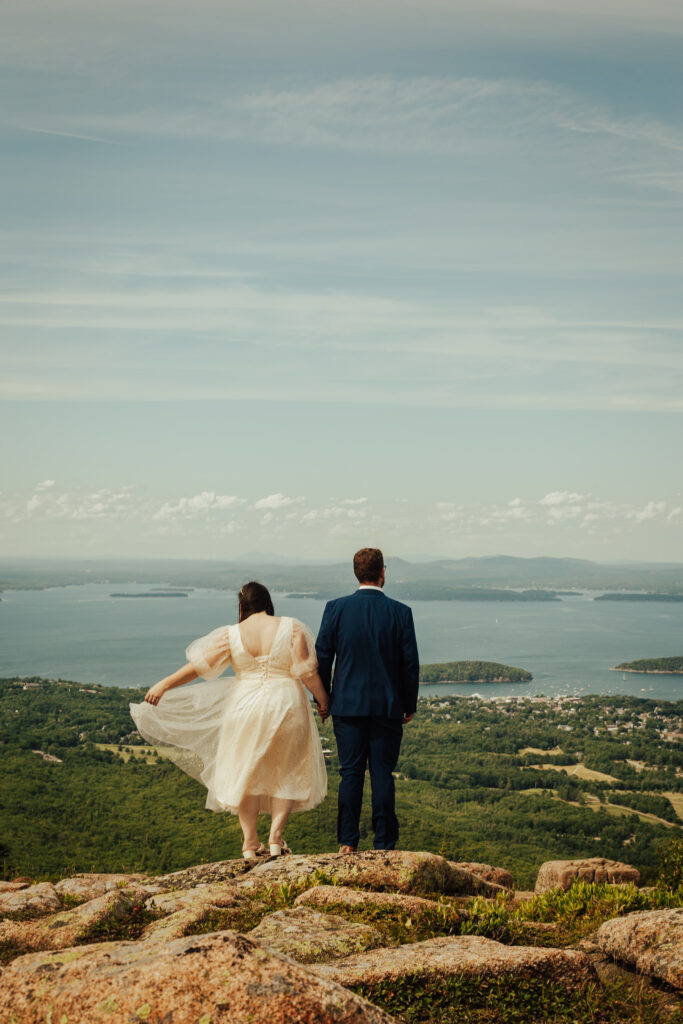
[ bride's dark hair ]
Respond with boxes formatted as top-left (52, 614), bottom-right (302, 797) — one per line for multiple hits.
top-left (237, 581), bottom-right (275, 621)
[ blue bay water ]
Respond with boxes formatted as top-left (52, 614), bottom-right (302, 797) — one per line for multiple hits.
top-left (0, 585), bottom-right (681, 701)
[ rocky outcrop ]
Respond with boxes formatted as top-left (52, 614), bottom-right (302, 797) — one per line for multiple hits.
top-left (153, 859), bottom-right (251, 891)
top-left (534, 858), bottom-right (640, 893)
top-left (0, 930), bottom-right (396, 1024)
top-left (0, 881), bottom-right (61, 918)
top-left (236, 850), bottom-right (499, 897)
top-left (0, 881), bottom-right (30, 893)
top-left (313, 934), bottom-right (596, 988)
top-left (0, 888), bottom-right (147, 954)
top-left (54, 872), bottom-right (151, 902)
top-left (1, 850), bottom-right (675, 1023)
top-left (249, 906), bottom-right (383, 962)
top-left (148, 880), bottom-right (248, 915)
top-left (140, 882), bottom-right (256, 942)
top-left (294, 883), bottom-right (460, 922)
top-left (453, 862), bottom-right (514, 889)
top-left (596, 907), bottom-right (683, 991)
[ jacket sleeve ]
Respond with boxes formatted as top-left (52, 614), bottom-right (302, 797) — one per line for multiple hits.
top-left (399, 607), bottom-right (420, 714)
top-left (315, 602), bottom-right (335, 694)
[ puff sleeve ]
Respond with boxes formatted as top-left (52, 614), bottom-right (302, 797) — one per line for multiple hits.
top-left (185, 625), bottom-right (232, 681)
top-left (290, 619), bottom-right (319, 679)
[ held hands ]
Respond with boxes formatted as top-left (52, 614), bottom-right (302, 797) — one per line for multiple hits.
top-left (403, 712), bottom-right (415, 724)
top-left (144, 680), bottom-right (168, 706)
top-left (315, 698), bottom-right (330, 722)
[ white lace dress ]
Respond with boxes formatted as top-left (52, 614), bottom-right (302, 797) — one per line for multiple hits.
top-left (129, 616), bottom-right (327, 814)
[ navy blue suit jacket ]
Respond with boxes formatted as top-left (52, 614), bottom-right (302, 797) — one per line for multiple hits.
top-left (315, 589), bottom-right (420, 719)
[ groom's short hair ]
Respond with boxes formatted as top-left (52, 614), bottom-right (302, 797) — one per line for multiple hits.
top-left (353, 547), bottom-right (384, 584)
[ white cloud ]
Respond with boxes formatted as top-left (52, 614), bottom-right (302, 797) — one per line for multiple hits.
top-left (36, 479), bottom-right (56, 490)
top-left (70, 489), bottom-right (135, 521)
top-left (154, 492), bottom-right (242, 520)
top-left (629, 500), bottom-right (667, 523)
top-left (253, 493), bottom-right (304, 510)
top-left (539, 491), bottom-right (587, 507)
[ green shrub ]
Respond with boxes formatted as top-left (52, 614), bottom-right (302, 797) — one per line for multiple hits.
top-left (657, 835), bottom-right (683, 893)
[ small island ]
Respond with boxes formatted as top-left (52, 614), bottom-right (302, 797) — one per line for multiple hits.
top-left (612, 656), bottom-right (683, 675)
top-left (419, 660), bottom-right (533, 684)
top-left (109, 592), bottom-right (189, 598)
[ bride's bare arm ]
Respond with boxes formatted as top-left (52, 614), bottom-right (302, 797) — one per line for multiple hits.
top-left (144, 662), bottom-right (199, 705)
top-left (299, 669), bottom-right (330, 717)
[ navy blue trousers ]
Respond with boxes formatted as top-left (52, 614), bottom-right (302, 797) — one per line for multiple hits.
top-left (332, 715), bottom-right (403, 850)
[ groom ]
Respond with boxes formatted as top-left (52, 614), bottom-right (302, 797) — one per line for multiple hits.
top-left (315, 547), bottom-right (420, 852)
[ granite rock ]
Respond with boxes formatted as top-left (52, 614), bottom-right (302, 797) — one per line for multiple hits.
top-left (249, 906), bottom-right (383, 962)
top-left (151, 858), bottom-right (252, 891)
top-left (0, 881), bottom-right (30, 894)
top-left (313, 933), bottom-right (596, 989)
top-left (236, 850), bottom-right (498, 897)
top-left (596, 907), bottom-right (683, 991)
top-left (0, 888), bottom-right (147, 957)
top-left (0, 882), bottom-right (61, 919)
top-left (535, 858), bottom-right (640, 893)
top-left (453, 862), bottom-right (514, 889)
top-left (0, 929), bottom-right (397, 1024)
top-left (54, 872), bottom-right (152, 902)
top-left (295, 883), bottom-right (461, 923)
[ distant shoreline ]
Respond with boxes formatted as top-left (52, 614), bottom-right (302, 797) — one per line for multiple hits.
top-left (611, 667), bottom-right (683, 675)
top-left (596, 593), bottom-right (683, 602)
top-left (419, 677), bottom-right (527, 685)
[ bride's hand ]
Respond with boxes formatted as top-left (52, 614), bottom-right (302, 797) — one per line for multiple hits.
top-left (315, 698), bottom-right (330, 722)
top-left (144, 681), bottom-right (168, 706)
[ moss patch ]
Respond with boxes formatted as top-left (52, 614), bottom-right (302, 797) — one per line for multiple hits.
top-left (77, 898), bottom-right (163, 943)
top-left (0, 938), bottom-right (31, 966)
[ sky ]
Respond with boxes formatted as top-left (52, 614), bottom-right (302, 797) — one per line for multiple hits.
top-left (1, 0), bottom-right (682, 562)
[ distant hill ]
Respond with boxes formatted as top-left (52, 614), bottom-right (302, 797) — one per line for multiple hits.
top-left (2, 555), bottom-right (683, 598)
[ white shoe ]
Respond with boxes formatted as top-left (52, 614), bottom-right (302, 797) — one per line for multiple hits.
top-left (269, 841), bottom-right (292, 857)
top-left (243, 843), bottom-right (268, 862)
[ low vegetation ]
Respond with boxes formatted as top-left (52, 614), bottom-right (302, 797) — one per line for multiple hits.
top-left (1, 679), bottom-right (681, 889)
top-left (352, 972), bottom-right (682, 1024)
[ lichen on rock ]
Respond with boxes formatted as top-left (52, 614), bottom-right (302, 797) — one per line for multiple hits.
top-left (248, 905), bottom-right (383, 962)
top-left (596, 907), bottom-right (683, 991)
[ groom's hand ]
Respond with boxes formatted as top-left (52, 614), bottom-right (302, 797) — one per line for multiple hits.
top-left (403, 712), bottom-right (415, 724)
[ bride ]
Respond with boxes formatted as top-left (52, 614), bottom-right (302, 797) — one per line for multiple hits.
top-left (129, 581), bottom-right (330, 860)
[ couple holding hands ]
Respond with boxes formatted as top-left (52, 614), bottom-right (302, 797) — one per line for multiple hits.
top-left (130, 547), bottom-right (420, 859)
